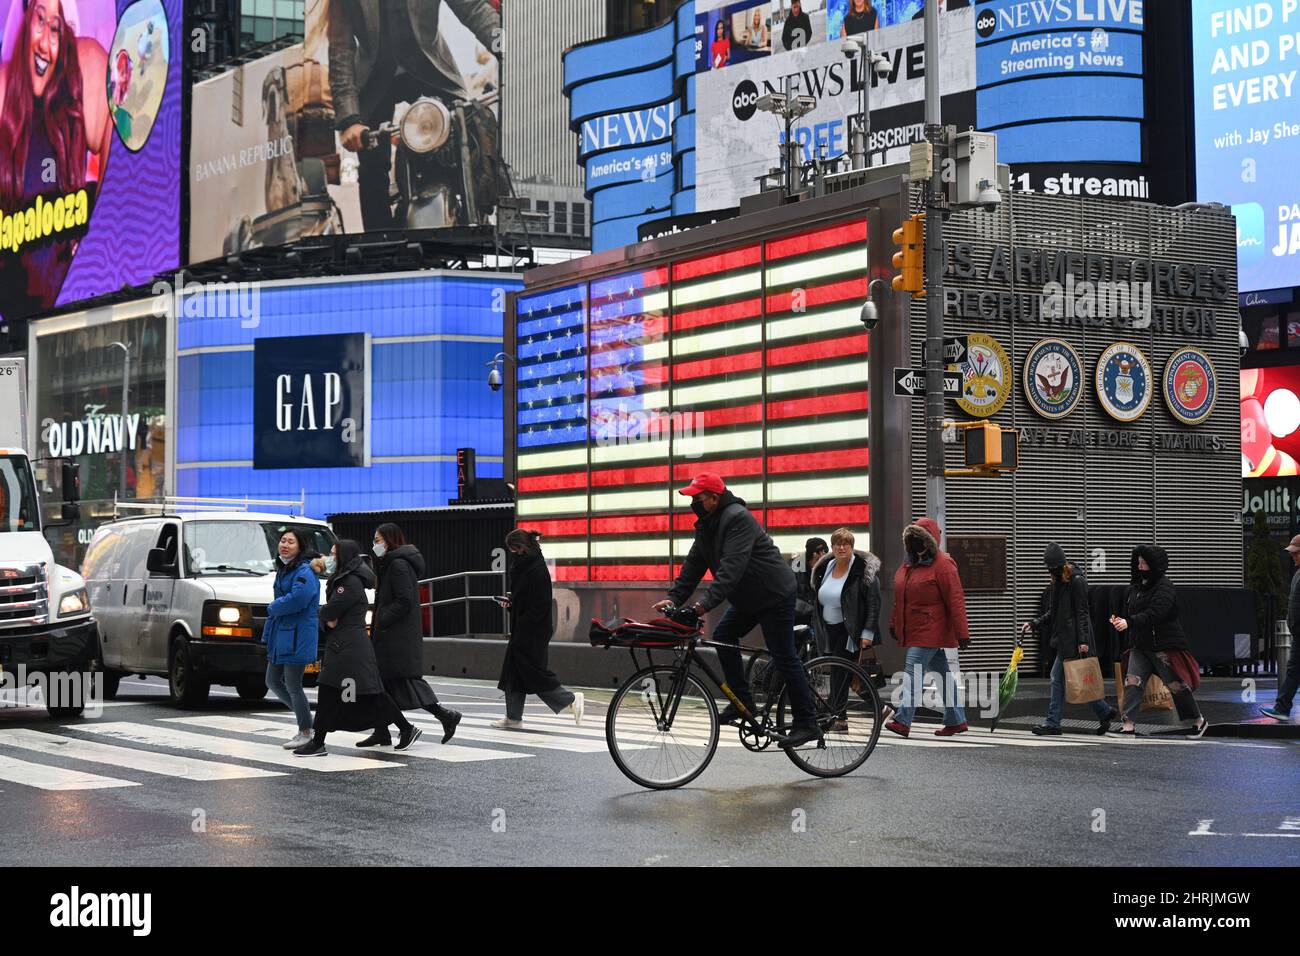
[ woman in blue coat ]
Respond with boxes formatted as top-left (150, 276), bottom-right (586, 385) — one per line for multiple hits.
top-left (262, 528), bottom-right (320, 749)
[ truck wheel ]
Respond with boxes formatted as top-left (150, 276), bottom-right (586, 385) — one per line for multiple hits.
top-left (236, 676), bottom-right (268, 700)
top-left (168, 639), bottom-right (210, 708)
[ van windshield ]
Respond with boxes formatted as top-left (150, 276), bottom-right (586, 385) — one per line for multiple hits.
top-left (0, 455), bottom-right (40, 534)
top-left (184, 521), bottom-right (335, 576)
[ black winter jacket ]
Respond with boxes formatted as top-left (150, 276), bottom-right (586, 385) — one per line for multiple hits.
top-left (1119, 546), bottom-right (1189, 653)
top-left (498, 550), bottom-right (562, 695)
top-left (317, 557), bottom-right (383, 695)
top-left (810, 551), bottom-right (882, 654)
top-left (1032, 562), bottom-right (1093, 659)
top-left (667, 492), bottom-right (797, 613)
top-left (372, 545), bottom-right (426, 678)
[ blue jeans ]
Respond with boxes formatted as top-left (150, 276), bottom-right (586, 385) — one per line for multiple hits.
top-left (713, 595), bottom-right (817, 730)
top-left (266, 662), bottom-right (313, 731)
top-left (895, 646), bottom-right (966, 727)
top-left (1047, 654), bottom-right (1117, 727)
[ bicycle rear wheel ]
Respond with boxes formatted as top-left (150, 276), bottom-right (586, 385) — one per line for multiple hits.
top-left (606, 665), bottom-right (720, 790)
top-left (776, 656), bottom-right (882, 778)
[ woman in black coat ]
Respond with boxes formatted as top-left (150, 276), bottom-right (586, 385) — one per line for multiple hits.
top-left (810, 528), bottom-right (882, 730)
top-left (1110, 545), bottom-right (1207, 737)
top-left (294, 540), bottom-right (419, 756)
top-left (493, 529), bottom-right (582, 729)
top-left (356, 523), bottom-right (461, 747)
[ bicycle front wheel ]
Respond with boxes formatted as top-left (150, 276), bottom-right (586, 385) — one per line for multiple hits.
top-left (777, 656), bottom-right (882, 778)
top-left (606, 665), bottom-right (720, 790)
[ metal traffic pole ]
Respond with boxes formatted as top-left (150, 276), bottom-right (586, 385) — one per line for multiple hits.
top-left (923, 0), bottom-right (946, 535)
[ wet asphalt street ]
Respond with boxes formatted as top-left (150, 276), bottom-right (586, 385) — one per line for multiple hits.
top-left (0, 677), bottom-right (1296, 867)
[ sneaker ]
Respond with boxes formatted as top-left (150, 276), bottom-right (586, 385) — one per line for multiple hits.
top-left (885, 719), bottom-right (910, 738)
top-left (395, 724), bottom-right (423, 751)
top-left (293, 740), bottom-right (327, 757)
top-left (354, 731), bottom-right (393, 748)
top-left (490, 717), bottom-right (525, 730)
top-left (778, 725), bottom-right (824, 749)
top-left (1031, 724), bottom-right (1063, 736)
top-left (566, 692), bottom-right (585, 727)
top-left (1187, 718), bottom-right (1210, 739)
top-left (434, 708), bottom-right (462, 744)
top-left (934, 722), bottom-right (969, 737)
top-left (282, 731), bottom-right (311, 750)
top-left (1096, 709), bottom-right (1119, 736)
top-left (830, 719), bottom-right (850, 733)
top-left (1259, 706), bottom-right (1292, 721)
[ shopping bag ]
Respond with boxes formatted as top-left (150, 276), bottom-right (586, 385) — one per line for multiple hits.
top-left (1064, 655), bottom-right (1105, 704)
top-left (1141, 673), bottom-right (1175, 712)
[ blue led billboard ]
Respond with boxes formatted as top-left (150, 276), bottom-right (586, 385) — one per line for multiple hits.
top-left (1193, 0), bottom-right (1300, 293)
top-left (174, 272), bottom-right (522, 518)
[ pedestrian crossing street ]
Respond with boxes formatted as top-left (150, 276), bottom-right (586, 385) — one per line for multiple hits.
top-left (0, 686), bottom-right (1229, 794)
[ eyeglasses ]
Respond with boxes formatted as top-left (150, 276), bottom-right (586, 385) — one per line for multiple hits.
top-left (33, 7), bottom-right (64, 39)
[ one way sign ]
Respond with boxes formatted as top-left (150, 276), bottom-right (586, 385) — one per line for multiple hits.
top-left (921, 335), bottom-right (969, 366)
top-left (894, 368), bottom-right (962, 398)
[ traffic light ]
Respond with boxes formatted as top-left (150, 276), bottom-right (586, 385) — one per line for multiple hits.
top-left (962, 421), bottom-right (1020, 471)
top-left (891, 213), bottom-right (925, 296)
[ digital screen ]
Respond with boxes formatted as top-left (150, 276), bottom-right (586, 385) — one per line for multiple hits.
top-left (1193, 0), bottom-right (1300, 293)
top-left (0, 0), bottom-right (181, 322)
top-left (191, 1), bottom-right (502, 264)
top-left (514, 219), bottom-right (871, 581)
top-left (175, 273), bottom-right (520, 518)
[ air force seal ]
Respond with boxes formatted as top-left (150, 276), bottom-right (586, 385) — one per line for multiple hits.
top-left (956, 333), bottom-right (1010, 419)
top-left (1163, 348), bottom-right (1217, 425)
top-left (1096, 342), bottom-right (1152, 423)
top-left (1024, 339), bottom-right (1082, 420)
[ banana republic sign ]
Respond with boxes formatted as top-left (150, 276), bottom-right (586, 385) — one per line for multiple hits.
top-left (253, 333), bottom-right (371, 470)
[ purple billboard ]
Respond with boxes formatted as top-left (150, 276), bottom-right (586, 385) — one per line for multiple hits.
top-left (0, 0), bottom-right (180, 322)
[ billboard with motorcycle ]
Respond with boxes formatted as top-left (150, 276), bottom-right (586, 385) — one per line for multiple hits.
top-left (189, 0), bottom-right (502, 263)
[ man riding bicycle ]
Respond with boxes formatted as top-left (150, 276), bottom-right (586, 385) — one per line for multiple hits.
top-left (654, 473), bottom-right (823, 749)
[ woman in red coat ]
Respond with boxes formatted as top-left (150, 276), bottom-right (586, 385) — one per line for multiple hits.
top-left (886, 518), bottom-right (971, 737)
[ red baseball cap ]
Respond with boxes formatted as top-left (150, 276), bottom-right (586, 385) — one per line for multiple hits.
top-left (678, 472), bottom-right (726, 497)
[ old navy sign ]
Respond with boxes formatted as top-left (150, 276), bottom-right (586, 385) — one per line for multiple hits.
top-left (580, 103), bottom-right (678, 158)
top-left (253, 333), bottom-right (371, 470)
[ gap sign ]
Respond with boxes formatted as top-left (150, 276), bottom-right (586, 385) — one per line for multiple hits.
top-left (253, 333), bottom-right (371, 470)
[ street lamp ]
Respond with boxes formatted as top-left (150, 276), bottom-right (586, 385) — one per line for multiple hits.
top-left (106, 341), bottom-right (131, 500)
top-left (840, 38), bottom-right (889, 170)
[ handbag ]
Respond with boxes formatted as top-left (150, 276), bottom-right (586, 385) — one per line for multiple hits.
top-left (1141, 673), bottom-right (1175, 712)
top-left (1064, 654), bottom-right (1105, 703)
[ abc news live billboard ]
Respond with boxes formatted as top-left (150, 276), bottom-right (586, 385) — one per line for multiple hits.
top-left (189, 0), bottom-right (502, 264)
top-left (0, 0), bottom-right (181, 323)
top-left (692, 0), bottom-right (1148, 213)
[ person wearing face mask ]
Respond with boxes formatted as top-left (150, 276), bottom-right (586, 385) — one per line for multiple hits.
top-left (356, 523), bottom-right (461, 748)
top-left (795, 537), bottom-right (829, 626)
top-left (493, 529), bottom-right (583, 729)
top-left (886, 517), bottom-right (970, 737)
top-left (1111, 546), bottom-right (1207, 737)
top-left (810, 528), bottom-right (884, 731)
top-left (297, 540), bottom-right (420, 755)
top-left (262, 528), bottom-right (320, 749)
top-left (654, 473), bottom-right (822, 749)
top-left (1020, 543), bottom-right (1120, 736)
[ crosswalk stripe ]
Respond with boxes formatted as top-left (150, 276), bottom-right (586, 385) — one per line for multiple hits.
top-left (78, 722), bottom-right (402, 773)
top-left (165, 716), bottom-right (531, 764)
top-left (0, 752), bottom-right (138, 791)
top-left (0, 729), bottom-right (285, 780)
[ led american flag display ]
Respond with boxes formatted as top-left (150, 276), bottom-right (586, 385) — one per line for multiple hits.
top-left (516, 218), bottom-right (870, 582)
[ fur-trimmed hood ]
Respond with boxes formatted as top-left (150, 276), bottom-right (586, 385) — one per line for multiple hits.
top-left (902, 518), bottom-right (941, 564)
top-left (813, 549), bottom-right (882, 584)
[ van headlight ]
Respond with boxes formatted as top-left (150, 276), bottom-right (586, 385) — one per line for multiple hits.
top-left (218, 606), bottom-right (243, 624)
top-left (58, 588), bottom-right (89, 616)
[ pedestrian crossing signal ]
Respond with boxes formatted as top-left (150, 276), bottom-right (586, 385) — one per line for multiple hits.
top-left (891, 214), bottom-right (925, 296)
top-left (962, 421), bottom-right (1019, 471)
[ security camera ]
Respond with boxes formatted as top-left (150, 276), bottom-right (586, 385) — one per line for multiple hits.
top-left (859, 300), bottom-right (879, 332)
top-left (976, 180), bottom-right (1001, 213)
top-left (841, 38), bottom-right (860, 59)
top-left (870, 52), bottom-right (890, 77)
top-left (1240, 327), bottom-right (1249, 357)
top-left (487, 366), bottom-right (503, 391)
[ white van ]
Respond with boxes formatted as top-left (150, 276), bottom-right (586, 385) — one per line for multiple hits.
top-left (82, 509), bottom-right (338, 707)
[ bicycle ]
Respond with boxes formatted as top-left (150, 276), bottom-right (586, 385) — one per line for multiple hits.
top-left (595, 610), bottom-right (884, 790)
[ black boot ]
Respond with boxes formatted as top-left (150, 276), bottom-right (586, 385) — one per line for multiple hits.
top-left (430, 705), bottom-right (462, 744)
top-left (356, 728), bottom-right (393, 748)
